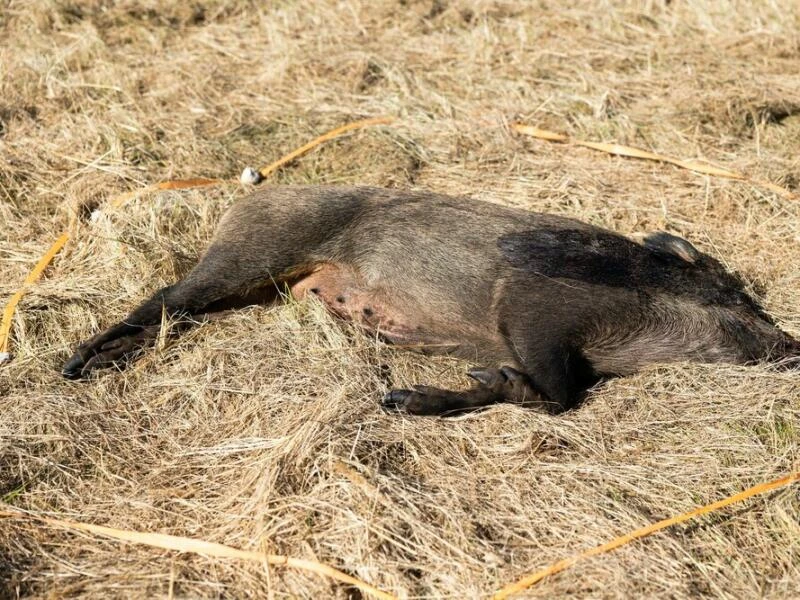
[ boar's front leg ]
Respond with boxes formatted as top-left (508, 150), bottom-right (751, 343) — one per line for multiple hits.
top-left (62, 248), bottom-right (275, 379)
top-left (62, 285), bottom-right (198, 379)
top-left (382, 366), bottom-right (540, 415)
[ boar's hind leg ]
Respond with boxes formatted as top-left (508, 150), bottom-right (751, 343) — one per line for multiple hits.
top-left (383, 336), bottom-right (599, 416)
top-left (62, 250), bottom-right (275, 379)
top-left (513, 343), bottom-right (599, 413)
top-left (382, 366), bottom-right (538, 416)
top-left (382, 314), bottom-right (601, 416)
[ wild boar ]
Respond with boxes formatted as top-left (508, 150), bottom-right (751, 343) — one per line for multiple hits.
top-left (63, 186), bottom-right (799, 415)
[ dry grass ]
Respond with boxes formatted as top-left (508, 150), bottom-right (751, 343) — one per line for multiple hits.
top-left (2, 0), bottom-right (800, 597)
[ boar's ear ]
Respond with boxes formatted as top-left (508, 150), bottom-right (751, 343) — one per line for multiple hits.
top-left (643, 232), bottom-right (700, 265)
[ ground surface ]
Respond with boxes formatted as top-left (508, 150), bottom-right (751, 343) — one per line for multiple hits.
top-left (1, 1), bottom-right (799, 598)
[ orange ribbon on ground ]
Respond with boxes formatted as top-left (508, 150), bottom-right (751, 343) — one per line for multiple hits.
top-left (258, 116), bottom-right (394, 179)
top-left (0, 232), bottom-right (72, 361)
top-left (513, 124), bottom-right (797, 200)
top-left (0, 506), bottom-right (396, 600)
top-left (493, 470), bottom-right (800, 599)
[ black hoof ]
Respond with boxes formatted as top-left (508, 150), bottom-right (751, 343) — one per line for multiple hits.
top-left (382, 389), bottom-right (414, 411)
top-left (62, 354), bottom-right (88, 379)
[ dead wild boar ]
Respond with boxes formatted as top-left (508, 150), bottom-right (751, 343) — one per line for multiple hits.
top-left (63, 186), bottom-right (799, 414)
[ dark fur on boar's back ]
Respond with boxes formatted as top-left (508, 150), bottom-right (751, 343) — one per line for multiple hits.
top-left (63, 186), bottom-right (800, 415)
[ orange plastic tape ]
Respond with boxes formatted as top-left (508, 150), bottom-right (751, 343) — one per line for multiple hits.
top-left (513, 124), bottom-right (796, 200)
top-left (0, 232), bottom-right (71, 356)
top-left (493, 470), bottom-right (800, 598)
top-left (258, 116), bottom-right (395, 178)
top-left (0, 507), bottom-right (397, 600)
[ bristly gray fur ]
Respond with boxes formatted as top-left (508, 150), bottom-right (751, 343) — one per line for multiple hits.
top-left (63, 186), bottom-right (800, 414)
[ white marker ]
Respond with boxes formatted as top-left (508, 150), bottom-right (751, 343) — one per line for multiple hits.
top-left (240, 167), bottom-right (263, 185)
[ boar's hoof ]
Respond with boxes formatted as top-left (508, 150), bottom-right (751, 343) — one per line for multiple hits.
top-left (63, 325), bottom-right (161, 379)
top-left (382, 382), bottom-right (499, 416)
top-left (468, 366), bottom-right (532, 401)
top-left (381, 386), bottom-right (453, 416)
top-left (382, 389), bottom-right (417, 412)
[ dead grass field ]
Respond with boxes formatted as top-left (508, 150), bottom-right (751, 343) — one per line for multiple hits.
top-left (2, 0), bottom-right (800, 598)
